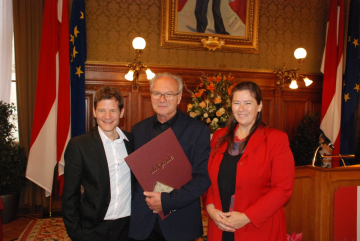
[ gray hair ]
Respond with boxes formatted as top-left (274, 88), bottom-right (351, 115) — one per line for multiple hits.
top-left (149, 73), bottom-right (183, 94)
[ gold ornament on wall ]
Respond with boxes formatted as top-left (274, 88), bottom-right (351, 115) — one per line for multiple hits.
top-left (201, 36), bottom-right (225, 51)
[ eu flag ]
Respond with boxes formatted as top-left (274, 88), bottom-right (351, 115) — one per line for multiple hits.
top-left (70, 0), bottom-right (87, 138)
top-left (340, 0), bottom-right (359, 165)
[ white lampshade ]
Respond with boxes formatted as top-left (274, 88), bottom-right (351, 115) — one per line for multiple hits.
top-left (132, 37), bottom-right (146, 50)
top-left (125, 70), bottom-right (134, 81)
top-left (289, 79), bottom-right (298, 89)
top-left (303, 77), bottom-right (313, 86)
top-left (294, 48), bottom-right (307, 59)
top-left (146, 68), bottom-right (155, 80)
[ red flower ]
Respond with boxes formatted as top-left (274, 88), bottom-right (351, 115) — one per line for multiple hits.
top-left (228, 84), bottom-right (236, 95)
top-left (287, 232), bottom-right (302, 241)
top-left (227, 75), bottom-right (235, 81)
top-left (207, 76), bottom-right (215, 82)
top-left (214, 76), bottom-right (222, 83)
top-left (207, 82), bottom-right (215, 93)
top-left (194, 89), bottom-right (205, 97)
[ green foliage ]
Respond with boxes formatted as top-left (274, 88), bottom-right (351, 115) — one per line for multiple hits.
top-left (290, 112), bottom-right (323, 167)
top-left (0, 102), bottom-right (16, 144)
top-left (0, 101), bottom-right (27, 195)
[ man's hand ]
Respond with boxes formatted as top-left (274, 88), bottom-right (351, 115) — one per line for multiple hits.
top-left (144, 191), bottom-right (162, 213)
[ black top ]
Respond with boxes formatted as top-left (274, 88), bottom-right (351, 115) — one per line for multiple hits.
top-left (152, 111), bottom-right (179, 137)
top-left (218, 152), bottom-right (242, 241)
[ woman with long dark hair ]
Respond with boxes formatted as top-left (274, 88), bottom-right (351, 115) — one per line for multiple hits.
top-left (204, 81), bottom-right (295, 241)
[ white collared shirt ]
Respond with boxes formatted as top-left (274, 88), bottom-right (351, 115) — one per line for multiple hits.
top-left (98, 126), bottom-right (131, 220)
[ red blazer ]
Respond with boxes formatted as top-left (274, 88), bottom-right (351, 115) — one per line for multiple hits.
top-left (204, 126), bottom-right (295, 241)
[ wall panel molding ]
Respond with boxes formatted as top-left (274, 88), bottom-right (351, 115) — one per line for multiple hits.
top-left (85, 63), bottom-right (323, 138)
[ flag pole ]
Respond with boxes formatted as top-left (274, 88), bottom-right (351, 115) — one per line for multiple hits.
top-left (49, 194), bottom-right (52, 217)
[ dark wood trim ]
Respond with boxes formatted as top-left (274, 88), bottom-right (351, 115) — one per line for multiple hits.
top-left (85, 62), bottom-right (323, 138)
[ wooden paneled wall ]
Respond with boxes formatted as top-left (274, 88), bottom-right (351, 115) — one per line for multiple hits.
top-left (85, 62), bottom-right (323, 139)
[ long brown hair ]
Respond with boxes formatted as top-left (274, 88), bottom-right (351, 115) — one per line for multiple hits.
top-left (214, 81), bottom-right (265, 154)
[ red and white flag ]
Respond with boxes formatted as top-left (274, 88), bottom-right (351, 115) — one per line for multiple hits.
top-left (26, 0), bottom-right (70, 197)
top-left (320, 0), bottom-right (344, 167)
top-left (334, 186), bottom-right (360, 240)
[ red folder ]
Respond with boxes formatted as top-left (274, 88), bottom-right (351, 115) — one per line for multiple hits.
top-left (125, 128), bottom-right (192, 219)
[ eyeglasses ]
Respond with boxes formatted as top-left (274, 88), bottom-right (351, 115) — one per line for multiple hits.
top-left (151, 92), bottom-right (180, 100)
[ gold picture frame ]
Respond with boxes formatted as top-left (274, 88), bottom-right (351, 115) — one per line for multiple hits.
top-left (160, 0), bottom-right (259, 53)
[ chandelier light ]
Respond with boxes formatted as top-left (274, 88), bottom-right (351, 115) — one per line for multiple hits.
top-left (274, 48), bottom-right (313, 91)
top-left (125, 37), bottom-right (155, 85)
top-left (289, 79), bottom-right (299, 89)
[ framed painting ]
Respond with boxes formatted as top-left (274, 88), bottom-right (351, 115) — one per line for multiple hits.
top-left (160, 0), bottom-right (259, 53)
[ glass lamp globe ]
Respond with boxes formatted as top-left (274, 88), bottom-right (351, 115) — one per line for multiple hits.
top-left (132, 37), bottom-right (146, 50)
top-left (289, 79), bottom-right (299, 89)
top-left (294, 48), bottom-right (307, 59)
top-left (303, 77), bottom-right (313, 87)
top-left (146, 69), bottom-right (155, 80)
top-left (125, 70), bottom-right (134, 81)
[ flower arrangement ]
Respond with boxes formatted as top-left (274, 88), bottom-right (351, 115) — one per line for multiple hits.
top-left (287, 231), bottom-right (302, 241)
top-left (186, 73), bottom-right (236, 132)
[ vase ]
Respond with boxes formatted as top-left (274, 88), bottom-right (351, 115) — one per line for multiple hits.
top-left (0, 193), bottom-right (20, 224)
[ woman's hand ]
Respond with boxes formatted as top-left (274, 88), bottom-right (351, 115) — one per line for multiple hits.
top-left (206, 204), bottom-right (236, 232)
top-left (224, 211), bottom-right (251, 229)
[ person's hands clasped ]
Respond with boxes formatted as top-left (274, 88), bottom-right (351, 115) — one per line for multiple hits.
top-left (144, 191), bottom-right (162, 213)
top-left (206, 204), bottom-right (236, 232)
top-left (223, 211), bottom-right (251, 229)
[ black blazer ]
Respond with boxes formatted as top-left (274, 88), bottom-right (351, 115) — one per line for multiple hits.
top-left (129, 110), bottom-right (211, 241)
top-left (62, 128), bottom-right (134, 241)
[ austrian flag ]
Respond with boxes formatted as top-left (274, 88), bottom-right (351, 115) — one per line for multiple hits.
top-left (319, 0), bottom-right (344, 167)
top-left (26, 0), bottom-right (70, 197)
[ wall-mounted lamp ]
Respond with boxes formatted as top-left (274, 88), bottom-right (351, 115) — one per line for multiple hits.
top-left (125, 37), bottom-right (155, 85)
top-left (274, 48), bottom-right (313, 91)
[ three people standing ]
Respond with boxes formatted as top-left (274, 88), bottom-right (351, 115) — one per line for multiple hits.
top-left (62, 76), bottom-right (294, 241)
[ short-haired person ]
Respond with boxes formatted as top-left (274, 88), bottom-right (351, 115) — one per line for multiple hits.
top-left (129, 73), bottom-right (211, 241)
top-left (62, 86), bottom-right (134, 241)
top-left (204, 81), bottom-right (295, 241)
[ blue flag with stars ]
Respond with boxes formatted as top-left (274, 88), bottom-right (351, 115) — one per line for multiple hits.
top-left (70, 0), bottom-right (87, 137)
top-left (340, 0), bottom-right (359, 165)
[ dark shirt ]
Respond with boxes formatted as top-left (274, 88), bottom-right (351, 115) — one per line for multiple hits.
top-left (152, 111), bottom-right (179, 137)
top-left (218, 151), bottom-right (242, 241)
